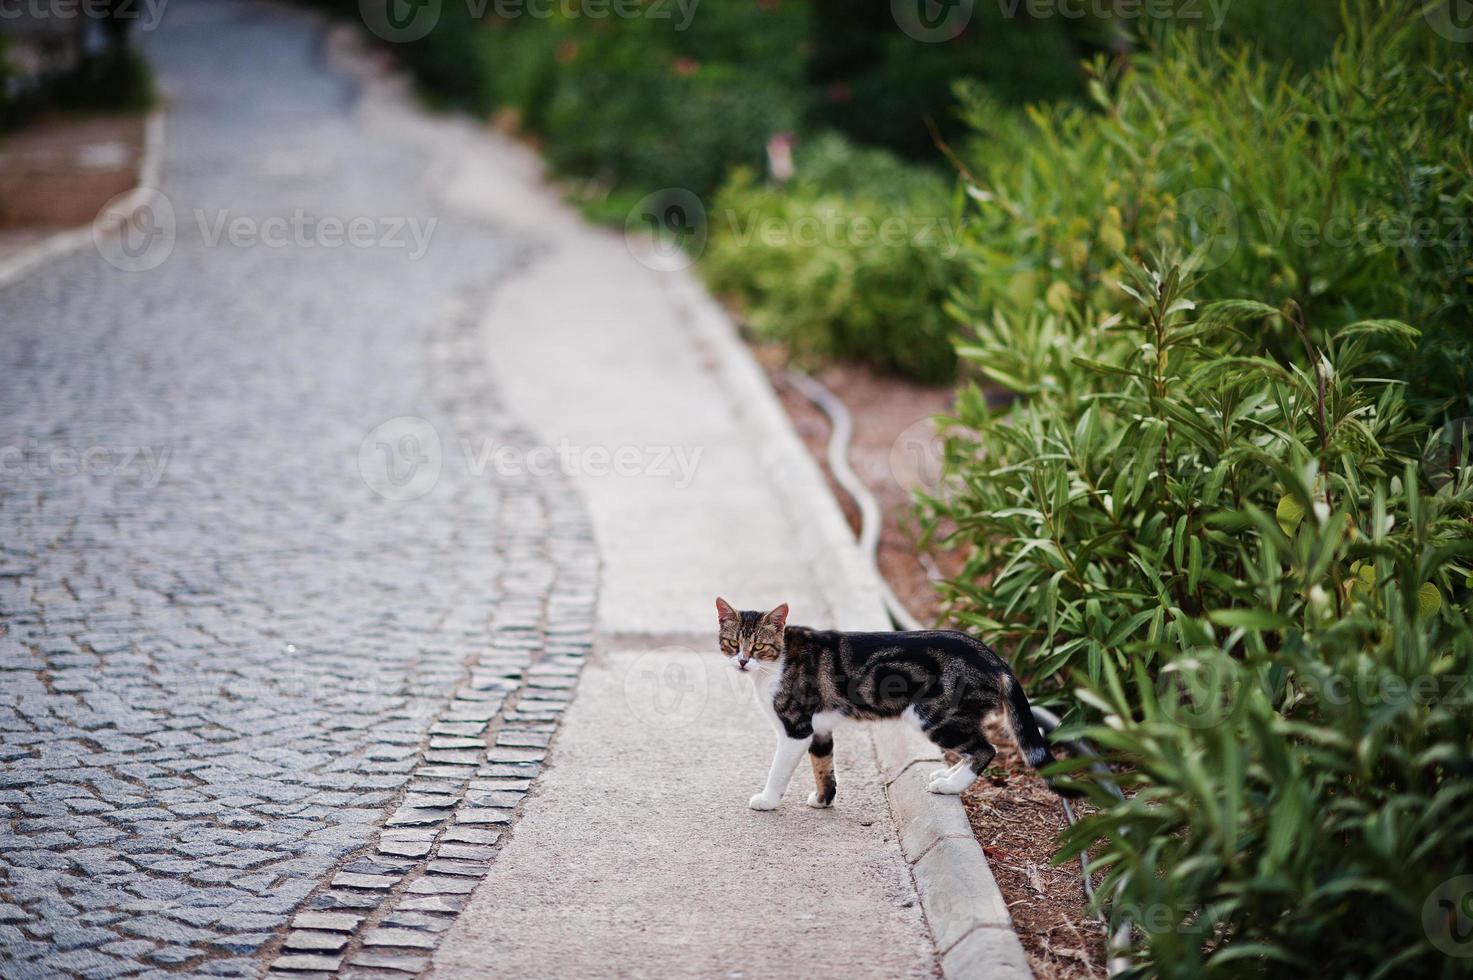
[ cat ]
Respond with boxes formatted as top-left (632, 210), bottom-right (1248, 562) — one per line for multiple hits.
top-left (716, 598), bottom-right (1061, 810)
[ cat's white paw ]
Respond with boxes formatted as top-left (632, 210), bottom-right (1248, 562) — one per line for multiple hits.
top-left (929, 767), bottom-right (953, 782)
top-left (748, 793), bottom-right (781, 811)
top-left (927, 776), bottom-right (965, 795)
top-left (806, 791), bottom-right (833, 809)
top-left (928, 767), bottom-right (976, 795)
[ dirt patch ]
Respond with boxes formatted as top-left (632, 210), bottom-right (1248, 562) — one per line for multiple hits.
top-left (0, 112), bottom-right (147, 251)
top-left (747, 339), bottom-right (1107, 979)
top-left (961, 722), bottom-right (1106, 980)
top-left (748, 341), bottom-right (966, 623)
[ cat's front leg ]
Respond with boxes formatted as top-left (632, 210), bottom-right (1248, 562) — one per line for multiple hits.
top-left (749, 734), bottom-right (812, 810)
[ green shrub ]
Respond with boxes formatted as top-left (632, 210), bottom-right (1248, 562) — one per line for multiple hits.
top-left (485, 2), bottom-right (813, 208)
top-left (0, 36), bottom-right (155, 130)
top-left (1060, 510), bottom-right (1473, 978)
top-left (952, 3), bottom-right (1473, 418)
top-left (805, 0), bottom-right (1088, 160)
top-left (702, 134), bottom-right (961, 382)
top-left (925, 262), bottom-right (1473, 974)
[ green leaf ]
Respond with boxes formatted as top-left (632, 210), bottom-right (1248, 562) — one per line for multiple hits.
top-left (1208, 608), bottom-right (1291, 630)
top-left (1276, 494), bottom-right (1305, 535)
top-left (1417, 583), bottom-right (1442, 619)
top-left (1336, 318), bottom-right (1419, 348)
top-left (1198, 299), bottom-right (1280, 334)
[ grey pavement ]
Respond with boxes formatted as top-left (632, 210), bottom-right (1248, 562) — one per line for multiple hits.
top-left (1, 2), bottom-right (594, 977)
top-left (427, 93), bottom-right (939, 979)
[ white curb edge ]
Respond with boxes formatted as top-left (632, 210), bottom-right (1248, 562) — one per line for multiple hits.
top-left (0, 108), bottom-right (166, 292)
top-left (663, 272), bottom-right (1034, 979)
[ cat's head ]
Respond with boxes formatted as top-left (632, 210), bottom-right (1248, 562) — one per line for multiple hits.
top-left (715, 598), bottom-right (788, 673)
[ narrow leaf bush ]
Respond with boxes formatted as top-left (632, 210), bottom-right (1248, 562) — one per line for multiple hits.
top-left (702, 134), bottom-right (962, 382)
top-left (926, 261), bottom-right (1473, 975)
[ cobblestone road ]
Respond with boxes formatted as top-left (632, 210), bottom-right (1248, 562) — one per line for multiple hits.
top-left (0, 3), bottom-right (596, 977)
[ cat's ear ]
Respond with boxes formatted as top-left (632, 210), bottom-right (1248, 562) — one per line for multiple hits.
top-left (716, 597), bottom-right (736, 623)
top-left (765, 603), bottom-right (789, 630)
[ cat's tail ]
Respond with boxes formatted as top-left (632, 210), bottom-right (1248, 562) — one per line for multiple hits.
top-left (1004, 671), bottom-right (1082, 798)
top-left (1003, 671), bottom-right (1054, 770)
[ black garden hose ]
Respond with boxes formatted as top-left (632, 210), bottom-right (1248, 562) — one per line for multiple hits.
top-left (785, 369), bottom-right (1134, 975)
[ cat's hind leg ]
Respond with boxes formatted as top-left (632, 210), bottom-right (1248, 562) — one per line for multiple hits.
top-left (807, 733), bottom-right (836, 808)
top-left (922, 718), bottom-right (997, 795)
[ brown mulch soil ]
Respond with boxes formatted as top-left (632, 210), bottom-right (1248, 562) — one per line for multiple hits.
top-left (750, 340), bottom-right (1107, 980)
top-left (0, 112), bottom-right (146, 231)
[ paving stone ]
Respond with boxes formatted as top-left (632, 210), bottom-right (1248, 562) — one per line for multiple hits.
top-left (51, 925), bottom-right (117, 950)
top-left (291, 911), bottom-right (363, 932)
top-left (331, 872), bottom-right (400, 890)
top-left (405, 876), bottom-right (477, 895)
top-left (465, 790), bottom-right (524, 809)
top-left (485, 747), bottom-right (546, 764)
top-left (401, 794), bottom-right (460, 810)
top-left (467, 778), bottom-right (532, 792)
top-left (379, 828), bottom-right (438, 842)
top-left (348, 951), bottom-right (430, 972)
top-left (148, 945), bottom-right (204, 964)
top-left (479, 764), bottom-right (540, 779)
top-left (495, 730), bottom-right (551, 748)
top-left (310, 892), bottom-right (382, 912)
top-left (273, 953), bottom-right (344, 972)
top-left (440, 827), bottom-right (503, 846)
top-left (362, 928), bottom-right (439, 949)
top-left (426, 859), bottom-right (489, 878)
top-left (426, 738), bottom-right (482, 750)
top-left (395, 894), bottom-right (468, 914)
top-left (428, 722), bottom-right (485, 737)
top-left (284, 930), bottom-right (349, 952)
top-left (435, 843), bottom-right (497, 861)
top-left (456, 809), bottom-right (513, 826)
top-left (377, 839), bottom-right (433, 858)
top-left (343, 857), bottom-right (415, 876)
top-left (423, 750), bottom-right (483, 766)
top-left (381, 910), bottom-right (453, 932)
top-left (211, 933), bottom-right (274, 954)
top-left (384, 809), bottom-right (449, 828)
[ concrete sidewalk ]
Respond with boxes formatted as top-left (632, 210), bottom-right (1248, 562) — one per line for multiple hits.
top-left (395, 97), bottom-right (939, 980)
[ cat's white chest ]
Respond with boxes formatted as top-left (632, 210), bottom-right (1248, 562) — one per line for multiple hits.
top-left (748, 663), bottom-right (785, 727)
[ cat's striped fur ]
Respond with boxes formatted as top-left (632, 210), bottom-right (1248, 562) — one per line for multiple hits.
top-left (717, 598), bottom-right (1058, 809)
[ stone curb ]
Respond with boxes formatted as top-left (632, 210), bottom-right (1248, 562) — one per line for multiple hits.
top-left (0, 108), bottom-right (166, 291)
top-left (660, 273), bottom-right (1034, 978)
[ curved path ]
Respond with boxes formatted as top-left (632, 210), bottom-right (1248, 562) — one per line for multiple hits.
top-left (0, 2), bottom-right (594, 976)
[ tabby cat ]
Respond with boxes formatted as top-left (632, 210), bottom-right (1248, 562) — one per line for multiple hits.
top-left (716, 598), bottom-right (1059, 810)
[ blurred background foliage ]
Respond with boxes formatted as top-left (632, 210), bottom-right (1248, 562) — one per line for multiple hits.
top-left (314, 0), bottom-right (1467, 424)
top-left (0, 20), bottom-right (155, 130)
